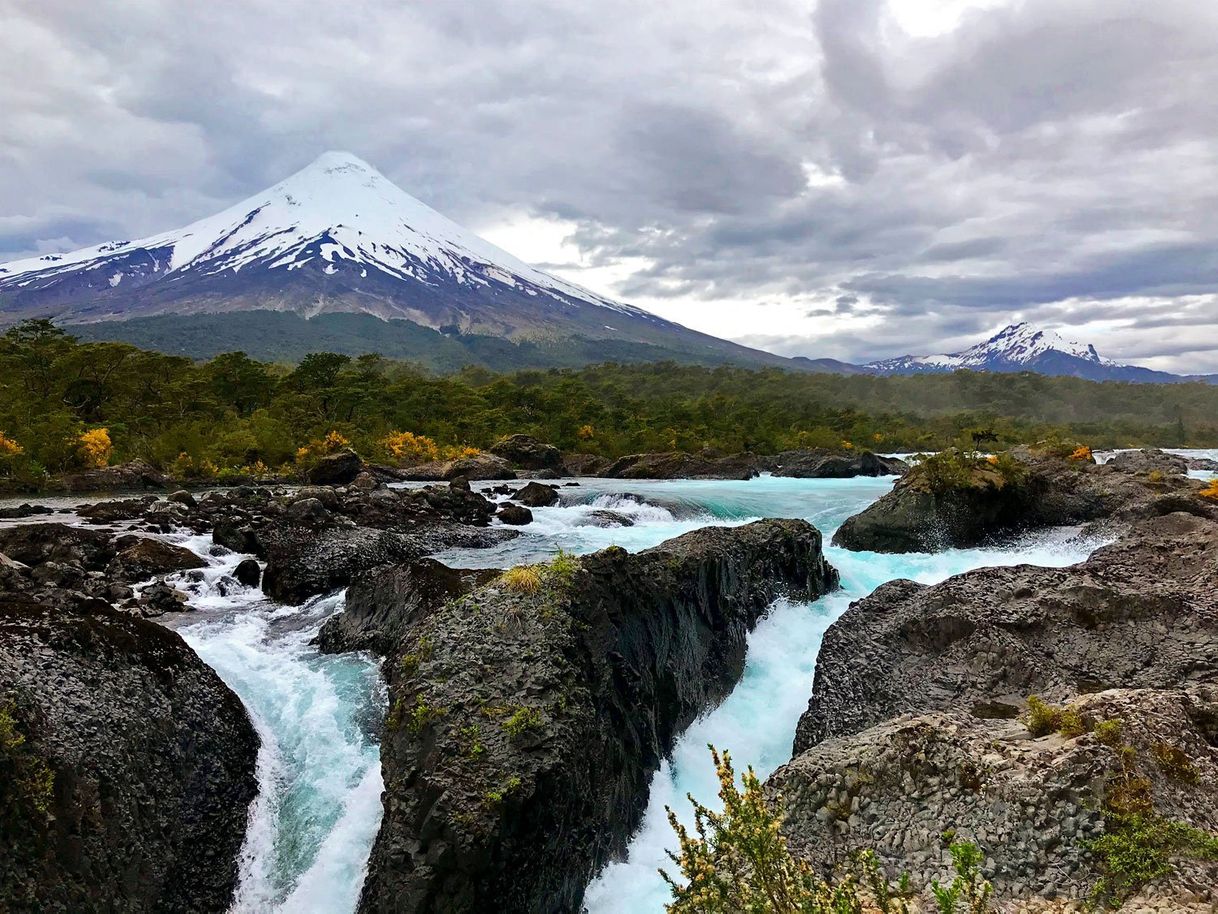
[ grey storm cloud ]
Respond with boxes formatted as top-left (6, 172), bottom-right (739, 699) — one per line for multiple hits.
top-left (3, 0), bottom-right (1218, 369)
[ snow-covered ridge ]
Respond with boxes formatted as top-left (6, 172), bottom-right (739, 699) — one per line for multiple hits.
top-left (0, 151), bottom-right (648, 320)
top-left (868, 322), bottom-right (1116, 372)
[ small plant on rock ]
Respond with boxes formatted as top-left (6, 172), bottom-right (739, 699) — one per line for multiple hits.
top-left (930, 841), bottom-right (993, 914)
top-left (661, 745), bottom-right (914, 914)
top-left (500, 566), bottom-right (543, 594)
top-left (1200, 479), bottom-right (1218, 502)
top-left (501, 706), bottom-right (544, 739)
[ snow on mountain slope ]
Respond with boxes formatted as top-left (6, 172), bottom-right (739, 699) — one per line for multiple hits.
top-left (0, 151), bottom-right (667, 331)
top-left (867, 322), bottom-right (1117, 373)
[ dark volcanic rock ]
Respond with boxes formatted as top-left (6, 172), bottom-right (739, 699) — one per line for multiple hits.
top-left (404, 454), bottom-right (517, 482)
top-left (495, 503), bottom-right (533, 525)
top-left (109, 535), bottom-right (206, 581)
top-left (59, 459), bottom-right (168, 493)
top-left (1104, 447), bottom-right (1189, 475)
top-left (795, 512), bottom-right (1218, 754)
top-left (832, 448), bottom-right (1215, 553)
top-left (213, 521), bottom-right (262, 556)
top-left (358, 518), bottom-right (838, 914)
top-left (0, 523), bottom-right (116, 569)
top-left (598, 450), bottom-right (759, 480)
top-left (580, 509), bottom-right (634, 528)
top-left (307, 448), bottom-right (364, 485)
top-left (233, 558), bottom-right (262, 588)
top-left (0, 594), bottom-right (258, 913)
top-left (0, 503), bottom-right (53, 520)
top-left (511, 481), bottom-right (559, 507)
top-left (560, 452), bottom-right (611, 476)
top-left (488, 434), bottom-right (563, 471)
top-left (771, 687), bottom-right (1218, 906)
top-left (261, 523), bottom-right (518, 604)
top-left (770, 449), bottom-right (909, 479)
top-left (316, 559), bottom-right (499, 656)
top-left (77, 495), bottom-right (161, 524)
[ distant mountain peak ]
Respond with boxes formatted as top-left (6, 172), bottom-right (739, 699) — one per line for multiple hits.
top-left (0, 152), bottom-right (805, 372)
top-left (862, 321), bottom-right (1198, 383)
top-left (0, 150), bottom-right (650, 325)
top-left (962, 322), bottom-right (1114, 367)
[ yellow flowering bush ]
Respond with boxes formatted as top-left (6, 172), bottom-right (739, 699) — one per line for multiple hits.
top-left (1200, 479), bottom-right (1218, 502)
top-left (439, 444), bottom-right (481, 460)
top-left (295, 430), bottom-right (351, 469)
top-left (77, 428), bottom-right (112, 468)
top-left (381, 431), bottom-right (440, 465)
top-left (0, 432), bottom-right (24, 457)
top-left (1070, 445), bottom-right (1094, 462)
top-left (578, 424), bottom-right (596, 441)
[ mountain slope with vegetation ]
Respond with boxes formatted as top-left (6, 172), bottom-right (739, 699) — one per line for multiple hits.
top-left (1, 319), bottom-right (1217, 489)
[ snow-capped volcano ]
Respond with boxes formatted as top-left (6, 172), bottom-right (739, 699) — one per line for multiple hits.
top-left (868, 322), bottom-right (1115, 373)
top-left (864, 322), bottom-right (1191, 383)
top-left (0, 151), bottom-right (793, 368)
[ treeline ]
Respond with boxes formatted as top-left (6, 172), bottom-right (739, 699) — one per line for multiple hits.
top-left (1, 318), bottom-right (1215, 482)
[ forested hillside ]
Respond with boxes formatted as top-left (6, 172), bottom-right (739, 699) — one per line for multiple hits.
top-left (1, 319), bottom-right (1215, 484)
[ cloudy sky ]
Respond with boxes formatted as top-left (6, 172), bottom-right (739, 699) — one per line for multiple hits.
top-left (4, 0), bottom-right (1218, 371)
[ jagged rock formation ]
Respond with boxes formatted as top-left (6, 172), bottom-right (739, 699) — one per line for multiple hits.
top-left (0, 594), bottom-right (257, 913)
top-left (598, 450), bottom-right (760, 480)
top-left (315, 560), bottom-right (498, 656)
top-left (833, 448), bottom-right (1215, 553)
top-left (0, 524), bottom-right (203, 617)
top-left (798, 512), bottom-right (1218, 752)
top-left (488, 435), bottom-right (564, 471)
top-left (771, 687), bottom-right (1218, 908)
top-left (768, 450), bottom-right (908, 479)
top-left (357, 519), bottom-right (838, 914)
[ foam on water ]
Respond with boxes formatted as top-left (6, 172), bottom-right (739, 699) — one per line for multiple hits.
top-left (160, 534), bottom-right (386, 913)
top-left (578, 489), bottom-right (1107, 914)
top-left (142, 462), bottom-right (1154, 913)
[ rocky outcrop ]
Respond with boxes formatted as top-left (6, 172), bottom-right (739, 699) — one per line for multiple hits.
top-left (358, 519), bottom-right (838, 914)
top-left (598, 450), bottom-right (759, 480)
top-left (404, 454), bottom-right (517, 482)
top-left (488, 435), bottom-right (563, 471)
top-left (261, 523), bottom-right (515, 604)
top-left (58, 459), bottom-right (169, 493)
top-left (769, 450), bottom-right (909, 479)
top-left (306, 448), bottom-right (364, 485)
top-left (833, 448), bottom-right (1215, 553)
top-left (511, 481), bottom-right (560, 507)
top-left (771, 687), bottom-right (1218, 907)
top-left (0, 594), bottom-right (258, 913)
top-left (315, 559), bottom-right (499, 656)
top-left (561, 452), bottom-right (612, 476)
top-left (1103, 447), bottom-right (1190, 475)
top-left (495, 504), bottom-right (533, 525)
top-left (796, 511), bottom-right (1218, 753)
top-left (0, 524), bottom-right (204, 616)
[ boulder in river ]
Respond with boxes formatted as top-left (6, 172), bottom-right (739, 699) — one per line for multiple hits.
top-left (511, 481), bottom-right (559, 507)
top-left (598, 450), bottom-right (759, 480)
top-left (832, 447), bottom-right (1216, 553)
top-left (358, 518), bottom-right (838, 914)
top-left (58, 459), bottom-right (169, 493)
top-left (404, 454), bottom-right (517, 482)
top-left (496, 503), bottom-right (533, 526)
top-left (0, 594), bottom-right (258, 912)
top-left (769, 449), bottom-right (908, 479)
top-left (306, 448), bottom-right (364, 485)
top-left (488, 434), bottom-right (563, 471)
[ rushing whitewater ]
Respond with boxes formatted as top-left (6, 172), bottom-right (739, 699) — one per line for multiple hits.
top-left (133, 472), bottom-right (1128, 913)
top-left (160, 535), bottom-right (386, 913)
